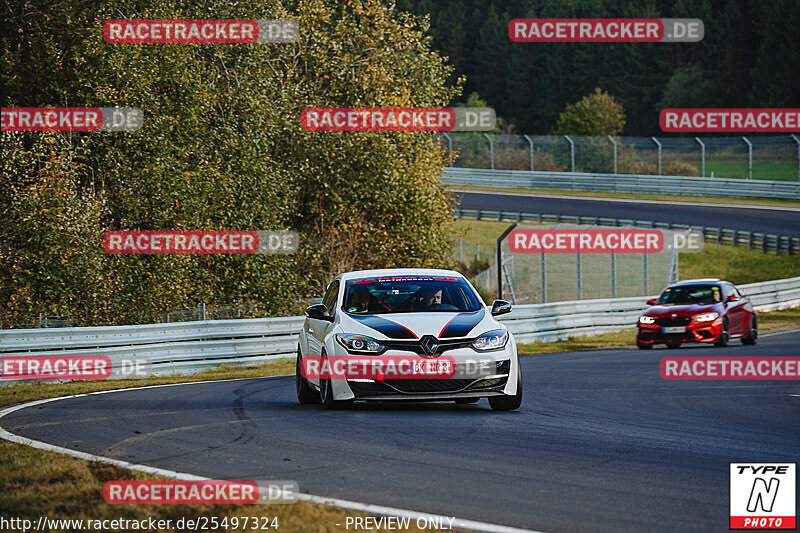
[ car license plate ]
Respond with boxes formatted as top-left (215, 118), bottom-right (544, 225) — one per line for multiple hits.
top-left (412, 360), bottom-right (451, 375)
top-left (662, 326), bottom-right (686, 334)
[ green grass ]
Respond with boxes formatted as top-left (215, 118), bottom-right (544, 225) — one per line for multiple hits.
top-left (449, 184), bottom-right (800, 209)
top-left (706, 160), bottom-right (798, 181)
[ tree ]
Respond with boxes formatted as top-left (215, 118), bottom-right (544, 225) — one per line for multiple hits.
top-left (657, 64), bottom-right (716, 110)
top-left (1, 0), bottom-right (463, 326)
top-left (556, 88), bottom-right (626, 136)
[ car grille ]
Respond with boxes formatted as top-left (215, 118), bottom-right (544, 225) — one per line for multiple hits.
top-left (655, 316), bottom-right (691, 326)
top-left (382, 339), bottom-right (473, 356)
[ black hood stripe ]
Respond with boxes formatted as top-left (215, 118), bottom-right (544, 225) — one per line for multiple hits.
top-left (439, 308), bottom-right (486, 338)
top-left (347, 314), bottom-right (418, 339)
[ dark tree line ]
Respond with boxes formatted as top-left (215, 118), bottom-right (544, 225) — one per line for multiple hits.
top-left (397, 0), bottom-right (800, 135)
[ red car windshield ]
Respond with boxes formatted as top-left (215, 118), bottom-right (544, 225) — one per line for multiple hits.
top-left (657, 284), bottom-right (722, 305)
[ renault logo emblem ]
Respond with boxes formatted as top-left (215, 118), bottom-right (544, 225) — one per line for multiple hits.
top-left (419, 335), bottom-right (440, 357)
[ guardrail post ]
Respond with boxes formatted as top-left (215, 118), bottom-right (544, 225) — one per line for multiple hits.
top-left (695, 137), bottom-right (705, 177)
top-left (442, 132), bottom-right (453, 167)
top-left (476, 243), bottom-right (480, 261)
top-left (576, 252), bottom-right (582, 300)
top-left (564, 135), bottom-right (575, 172)
top-left (743, 136), bottom-right (753, 179)
top-left (610, 252), bottom-right (617, 298)
top-left (792, 134), bottom-right (800, 182)
top-left (483, 133), bottom-right (494, 170)
top-left (496, 223), bottom-right (518, 300)
top-left (523, 134), bottom-right (534, 171)
top-left (608, 135), bottom-right (618, 174)
top-left (198, 302), bottom-right (206, 321)
top-left (459, 239), bottom-right (463, 263)
top-left (651, 137), bottom-right (662, 175)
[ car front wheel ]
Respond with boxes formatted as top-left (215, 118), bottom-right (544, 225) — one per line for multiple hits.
top-left (714, 318), bottom-right (729, 347)
top-left (296, 348), bottom-right (320, 404)
top-left (489, 372), bottom-right (523, 411)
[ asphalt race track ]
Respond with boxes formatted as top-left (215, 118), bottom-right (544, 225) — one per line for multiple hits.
top-left (4, 331), bottom-right (800, 533)
top-left (457, 191), bottom-right (800, 237)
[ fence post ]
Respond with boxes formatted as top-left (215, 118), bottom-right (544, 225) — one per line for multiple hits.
top-left (743, 136), bottom-right (753, 179)
top-left (564, 135), bottom-right (575, 172)
top-left (792, 134), bottom-right (800, 182)
top-left (523, 134), bottom-right (534, 171)
top-left (496, 223), bottom-right (517, 301)
top-left (541, 252), bottom-right (547, 303)
top-left (607, 135), bottom-right (618, 174)
top-left (576, 252), bottom-right (582, 300)
top-left (610, 252), bottom-right (617, 298)
top-left (643, 252), bottom-right (648, 296)
top-left (476, 243), bottom-right (480, 261)
top-left (199, 302), bottom-right (206, 321)
top-left (651, 137), bottom-right (662, 175)
top-left (695, 137), bottom-right (705, 177)
top-left (442, 132), bottom-right (453, 167)
top-left (483, 133), bottom-right (494, 170)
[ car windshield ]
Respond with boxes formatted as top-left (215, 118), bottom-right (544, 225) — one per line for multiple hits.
top-left (342, 275), bottom-right (481, 314)
top-left (657, 284), bottom-right (722, 305)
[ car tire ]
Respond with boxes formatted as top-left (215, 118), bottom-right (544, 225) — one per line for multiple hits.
top-left (489, 372), bottom-right (522, 411)
top-left (666, 343), bottom-right (681, 349)
top-left (636, 342), bottom-right (652, 350)
top-left (714, 318), bottom-right (729, 347)
top-left (319, 349), bottom-right (352, 410)
top-left (455, 398), bottom-right (479, 404)
top-left (741, 316), bottom-right (757, 345)
top-left (296, 348), bottom-right (320, 405)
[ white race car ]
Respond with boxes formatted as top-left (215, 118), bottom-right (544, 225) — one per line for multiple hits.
top-left (296, 268), bottom-right (522, 410)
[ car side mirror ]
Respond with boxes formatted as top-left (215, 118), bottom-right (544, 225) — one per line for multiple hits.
top-left (727, 295), bottom-right (740, 302)
top-left (646, 299), bottom-right (656, 306)
top-left (491, 300), bottom-right (512, 316)
top-left (305, 304), bottom-right (333, 322)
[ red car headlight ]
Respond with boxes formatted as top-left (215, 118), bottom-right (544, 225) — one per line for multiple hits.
top-left (694, 312), bottom-right (719, 323)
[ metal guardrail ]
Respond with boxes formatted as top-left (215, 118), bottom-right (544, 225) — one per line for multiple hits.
top-left (1, 277), bottom-right (798, 381)
top-left (454, 208), bottom-right (800, 256)
top-left (442, 167), bottom-right (800, 200)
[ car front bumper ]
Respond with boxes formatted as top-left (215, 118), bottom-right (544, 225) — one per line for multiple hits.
top-left (637, 319), bottom-right (723, 345)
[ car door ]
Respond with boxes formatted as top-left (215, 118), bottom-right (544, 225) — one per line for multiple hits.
top-left (723, 282), bottom-right (746, 335)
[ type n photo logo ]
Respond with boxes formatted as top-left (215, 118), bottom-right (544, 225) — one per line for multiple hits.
top-left (730, 463), bottom-right (796, 529)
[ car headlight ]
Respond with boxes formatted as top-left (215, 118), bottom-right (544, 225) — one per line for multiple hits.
top-left (472, 329), bottom-right (509, 351)
top-left (335, 334), bottom-right (385, 354)
top-left (694, 312), bottom-right (719, 322)
top-left (639, 315), bottom-right (655, 324)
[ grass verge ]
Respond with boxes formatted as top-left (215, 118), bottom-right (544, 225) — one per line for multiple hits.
top-left (0, 359), bottom-right (444, 533)
top-left (449, 184), bottom-right (800, 210)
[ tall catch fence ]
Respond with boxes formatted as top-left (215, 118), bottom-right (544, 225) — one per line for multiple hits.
top-left (438, 133), bottom-right (800, 181)
top-left (469, 223), bottom-right (679, 305)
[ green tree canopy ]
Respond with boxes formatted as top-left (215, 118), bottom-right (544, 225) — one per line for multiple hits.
top-left (556, 88), bottom-right (626, 136)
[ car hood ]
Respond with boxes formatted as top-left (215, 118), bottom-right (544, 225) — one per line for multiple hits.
top-left (645, 303), bottom-right (723, 317)
top-left (338, 308), bottom-right (492, 340)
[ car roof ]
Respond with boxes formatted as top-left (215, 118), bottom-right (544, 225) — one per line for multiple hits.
top-left (669, 278), bottom-right (723, 287)
top-left (338, 268), bottom-right (465, 281)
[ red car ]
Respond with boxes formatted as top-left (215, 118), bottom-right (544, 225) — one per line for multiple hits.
top-left (636, 279), bottom-right (757, 349)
